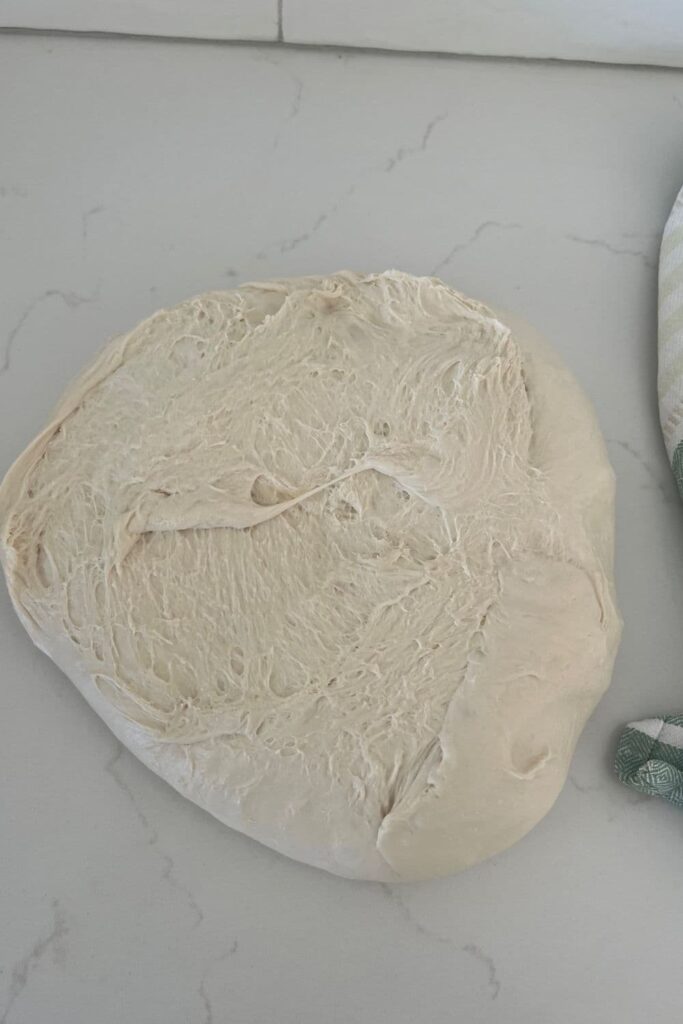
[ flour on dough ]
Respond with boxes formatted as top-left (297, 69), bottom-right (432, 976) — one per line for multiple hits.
top-left (0, 271), bottom-right (620, 881)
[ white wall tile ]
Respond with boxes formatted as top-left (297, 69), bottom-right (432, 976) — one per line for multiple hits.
top-left (285, 0), bottom-right (683, 67)
top-left (0, 0), bottom-right (279, 41)
top-left (4, 0), bottom-right (683, 67)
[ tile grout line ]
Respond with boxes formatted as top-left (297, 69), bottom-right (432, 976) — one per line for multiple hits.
top-left (277, 0), bottom-right (283, 42)
top-left (2, 25), bottom-right (683, 75)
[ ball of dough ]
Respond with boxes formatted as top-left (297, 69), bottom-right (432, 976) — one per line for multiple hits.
top-left (0, 272), bottom-right (620, 881)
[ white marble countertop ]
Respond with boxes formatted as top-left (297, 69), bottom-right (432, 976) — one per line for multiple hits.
top-left (2, 31), bottom-right (683, 1024)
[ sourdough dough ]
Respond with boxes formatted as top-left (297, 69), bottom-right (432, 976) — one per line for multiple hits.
top-left (0, 271), bottom-right (620, 881)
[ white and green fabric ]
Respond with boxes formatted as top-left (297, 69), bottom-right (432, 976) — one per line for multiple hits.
top-left (615, 717), bottom-right (683, 807)
top-left (614, 185), bottom-right (683, 804)
top-left (658, 184), bottom-right (683, 497)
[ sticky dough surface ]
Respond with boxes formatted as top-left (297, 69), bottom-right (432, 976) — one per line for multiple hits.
top-left (0, 272), bottom-right (620, 881)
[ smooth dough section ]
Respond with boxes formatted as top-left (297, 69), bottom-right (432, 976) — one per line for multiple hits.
top-left (0, 271), bottom-right (620, 881)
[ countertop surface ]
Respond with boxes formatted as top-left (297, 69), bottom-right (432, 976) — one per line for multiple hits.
top-left (2, 31), bottom-right (683, 1024)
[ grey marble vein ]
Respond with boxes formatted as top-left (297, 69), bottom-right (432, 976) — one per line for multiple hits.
top-left (105, 741), bottom-right (204, 928)
top-left (81, 204), bottom-right (105, 242)
top-left (254, 51), bottom-right (303, 148)
top-left (260, 184), bottom-right (356, 257)
top-left (384, 113), bottom-right (447, 174)
top-left (159, 849), bottom-right (204, 928)
top-left (261, 111), bottom-right (452, 258)
top-left (608, 438), bottom-right (676, 502)
top-left (270, 69), bottom-right (304, 150)
top-left (571, 773), bottom-right (650, 808)
top-left (0, 184), bottom-right (28, 198)
top-left (1, 287), bottom-right (98, 375)
top-left (379, 884), bottom-right (452, 944)
top-left (379, 886), bottom-right (500, 998)
top-left (568, 773), bottom-right (603, 794)
top-left (279, 208), bottom-right (329, 253)
top-left (620, 230), bottom-right (660, 241)
top-left (198, 975), bottom-right (214, 1024)
top-left (431, 221), bottom-right (522, 276)
top-left (105, 742), bottom-right (154, 832)
top-left (198, 942), bottom-right (239, 1024)
top-left (565, 233), bottom-right (656, 269)
top-left (463, 943), bottom-right (501, 1000)
top-left (0, 900), bottom-right (68, 1024)
top-left (286, 74), bottom-right (303, 122)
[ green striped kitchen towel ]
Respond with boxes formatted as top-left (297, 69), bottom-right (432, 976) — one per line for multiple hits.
top-left (614, 186), bottom-right (683, 804)
top-left (616, 717), bottom-right (683, 807)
